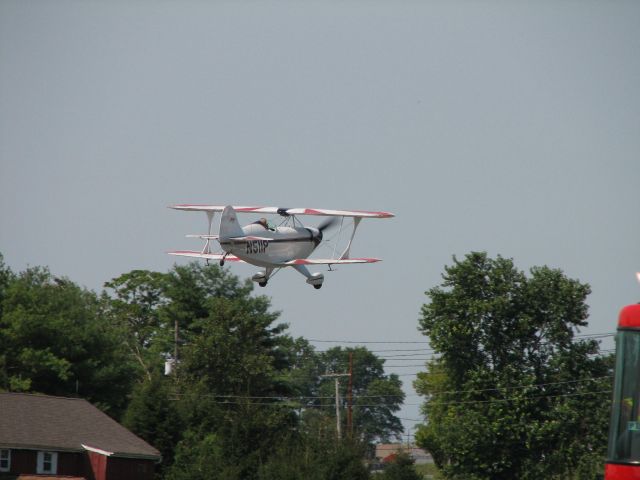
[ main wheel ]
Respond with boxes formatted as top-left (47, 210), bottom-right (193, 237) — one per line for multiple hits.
top-left (313, 284), bottom-right (322, 290)
top-left (259, 282), bottom-right (268, 287)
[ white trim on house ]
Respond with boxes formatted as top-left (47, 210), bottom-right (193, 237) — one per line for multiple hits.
top-left (36, 451), bottom-right (58, 474)
top-left (0, 448), bottom-right (10, 472)
top-left (81, 444), bottom-right (114, 457)
top-left (81, 444), bottom-right (160, 462)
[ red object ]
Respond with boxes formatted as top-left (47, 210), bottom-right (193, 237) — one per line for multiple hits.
top-left (87, 450), bottom-right (108, 480)
top-left (606, 463), bottom-right (640, 479)
top-left (605, 304), bottom-right (640, 480)
top-left (618, 304), bottom-right (640, 329)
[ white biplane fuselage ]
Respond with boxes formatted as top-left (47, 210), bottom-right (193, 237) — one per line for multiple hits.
top-left (223, 224), bottom-right (319, 267)
top-left (168, 205), bottom-right (393, 289)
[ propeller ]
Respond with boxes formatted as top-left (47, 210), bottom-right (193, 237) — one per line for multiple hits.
top-left (318, 217), bottom-right (339, 233)
top-left (313, 217), bottom-right (339, 245)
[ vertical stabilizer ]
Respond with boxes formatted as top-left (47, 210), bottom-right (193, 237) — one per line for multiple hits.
top-left (219, 205), bottom-right (245, 240)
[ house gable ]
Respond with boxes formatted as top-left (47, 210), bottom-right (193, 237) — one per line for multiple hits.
top-left (0, 393), bottom-right (160, 480)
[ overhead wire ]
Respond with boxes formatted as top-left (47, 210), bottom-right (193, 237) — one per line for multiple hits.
top-left (169, 389), bottom-right (612, 408)
top-left (168, 375), bottom-right (612, 402)
top-left (378, 348), bottom-right (615, 362)
top-left (310, 332), bottom-right (615, 347)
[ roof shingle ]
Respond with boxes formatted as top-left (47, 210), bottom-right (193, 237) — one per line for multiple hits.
top-left (0, 393), bottom-right (160, 460)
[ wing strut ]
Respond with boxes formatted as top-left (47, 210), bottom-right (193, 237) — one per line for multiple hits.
top-left (340, 217), bottom-right (361, 260)
top-left (201, 212), bottom-right (215, 255)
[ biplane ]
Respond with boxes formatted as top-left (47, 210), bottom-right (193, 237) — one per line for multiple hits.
top-left (168, 205), bottom-right (394, 289)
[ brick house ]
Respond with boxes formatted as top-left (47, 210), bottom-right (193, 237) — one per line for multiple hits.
top-left (0, 393), bottom-right (160, 480)
top-left (375, 443), bottom-right (433, 465)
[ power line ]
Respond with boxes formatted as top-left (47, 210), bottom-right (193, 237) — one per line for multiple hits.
top-left (315, 348), bottom-right (437, 355)
top-left (309, 332), bottom-right (614, 345)
top-left (311, 339), bottom-right (429, 344)
top-left (429, 389), bottom-right (612, 407)
top-left (167, 376), bottom-right (611, 402)
top-left (417, 375), bottom-right (613, 397)
top-left (318, 336), bottom-right (615, 355)
top-left (379, 353), bottom-right (439, 358)
top-left (378, 348), bottom-right (614, 363)
top-left (385, 364), bottom-right (437, 368)
top-left (169, 389), bottom-right (612, 408)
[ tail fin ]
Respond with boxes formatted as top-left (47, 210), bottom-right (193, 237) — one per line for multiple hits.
top-left (219, 205), bottom-right (245, 240)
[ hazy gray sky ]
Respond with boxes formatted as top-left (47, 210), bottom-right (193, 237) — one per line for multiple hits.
top-left (1, 0), bottom-right (639, 435)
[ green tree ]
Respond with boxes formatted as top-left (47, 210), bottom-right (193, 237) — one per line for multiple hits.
top-left (170, 294), bottom-right (296, 478)
top-left (380, 452), bottom-right (422, 480)
top-left (104, 270), bottom-right (169, 380)
top-left (258, 436), bottom-right (370, 480)
top-left (122, 373), bottom-right (182, 472)
top-left (104, 263), bottom-right (298, 478)
top-left (103, 263), bottom-right (256, 380)
top-left (0, 254), bottom-right (14, 319)
top-left (414, 252), bottom-right (611, 480)
top-left (315, 347), bottom-right (405, 445)
top-left (165, 431), bottom-right (232, 480)
top-left (0, 265), bottom-right (136, 416)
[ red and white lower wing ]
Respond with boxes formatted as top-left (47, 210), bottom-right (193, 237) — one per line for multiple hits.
top-left (285, 258), bottom-right (381, 266)
top-left (167, 251), bottom-right (245, 262)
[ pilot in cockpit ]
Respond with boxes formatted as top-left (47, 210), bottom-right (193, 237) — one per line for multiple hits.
top-left (253, 218), bottom-right (273, 231)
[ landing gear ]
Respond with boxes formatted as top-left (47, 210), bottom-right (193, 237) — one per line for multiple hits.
top-left (219, 253), bottom-right (229, 266)
top-left (291, 264), bottom-right (324, 290)
top-left (252, 269), bottom-right (274, 288)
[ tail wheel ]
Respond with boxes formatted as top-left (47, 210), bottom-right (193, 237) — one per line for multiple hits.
top-left (313, 284), bottom-right (322, 290)
top-left (259, 282), bottom-right (268, 287)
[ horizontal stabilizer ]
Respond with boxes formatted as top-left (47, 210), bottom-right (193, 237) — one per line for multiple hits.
top-left (228, 236), bottom-right (272, 242)
top-left (167, 251), bottom-right (244, 262)
top-left (285, 258), bottom-right (381, 266)
top-left (186, 234), bottom-right (219, 240)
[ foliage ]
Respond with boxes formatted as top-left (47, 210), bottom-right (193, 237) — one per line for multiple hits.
top-left (110, 263), bottom-right (294, 479)
top-left (0, 264), bottom-right (136, 416)
top-left (0, 256), bottom-right (404, 478)
top-left (103, 270), bottom-right (169, 380)
top-left (164, 431), bottom-right (231, 480)
top-left (258, 436), bottom-right (371, 480)
top-left (379, 452), bottom-right (422, 480)
top-left (172, 297), bottom-right (297, 477)
top-left (314, 347), bottom-right (405, 444)
top-left (414, 252), bottom-right (612, 480)
top-left (122, 373), bottom-right (183, 472)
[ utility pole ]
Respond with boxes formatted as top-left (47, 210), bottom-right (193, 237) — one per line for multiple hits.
top-left (174, 318), bottom-right (179, 379)
top-left (174, 318), bottom-right (179, 365)
top-left (321, 372), bottom-right (350, 439)
top-left (347, 352), bottom-right (353, 438)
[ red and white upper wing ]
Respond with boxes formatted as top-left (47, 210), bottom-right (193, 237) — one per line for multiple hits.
top-left (276, 208), bottom-right (393, 219)
top-left (170, 205), bottom-right (393, 218)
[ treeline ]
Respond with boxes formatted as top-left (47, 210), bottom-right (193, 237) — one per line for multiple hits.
top-left (0, 252), bottom-right (616, 479)
top-left (0, 254), bottom-right (406, 479)
top-left (414, 252), bottom-right (614, 480)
